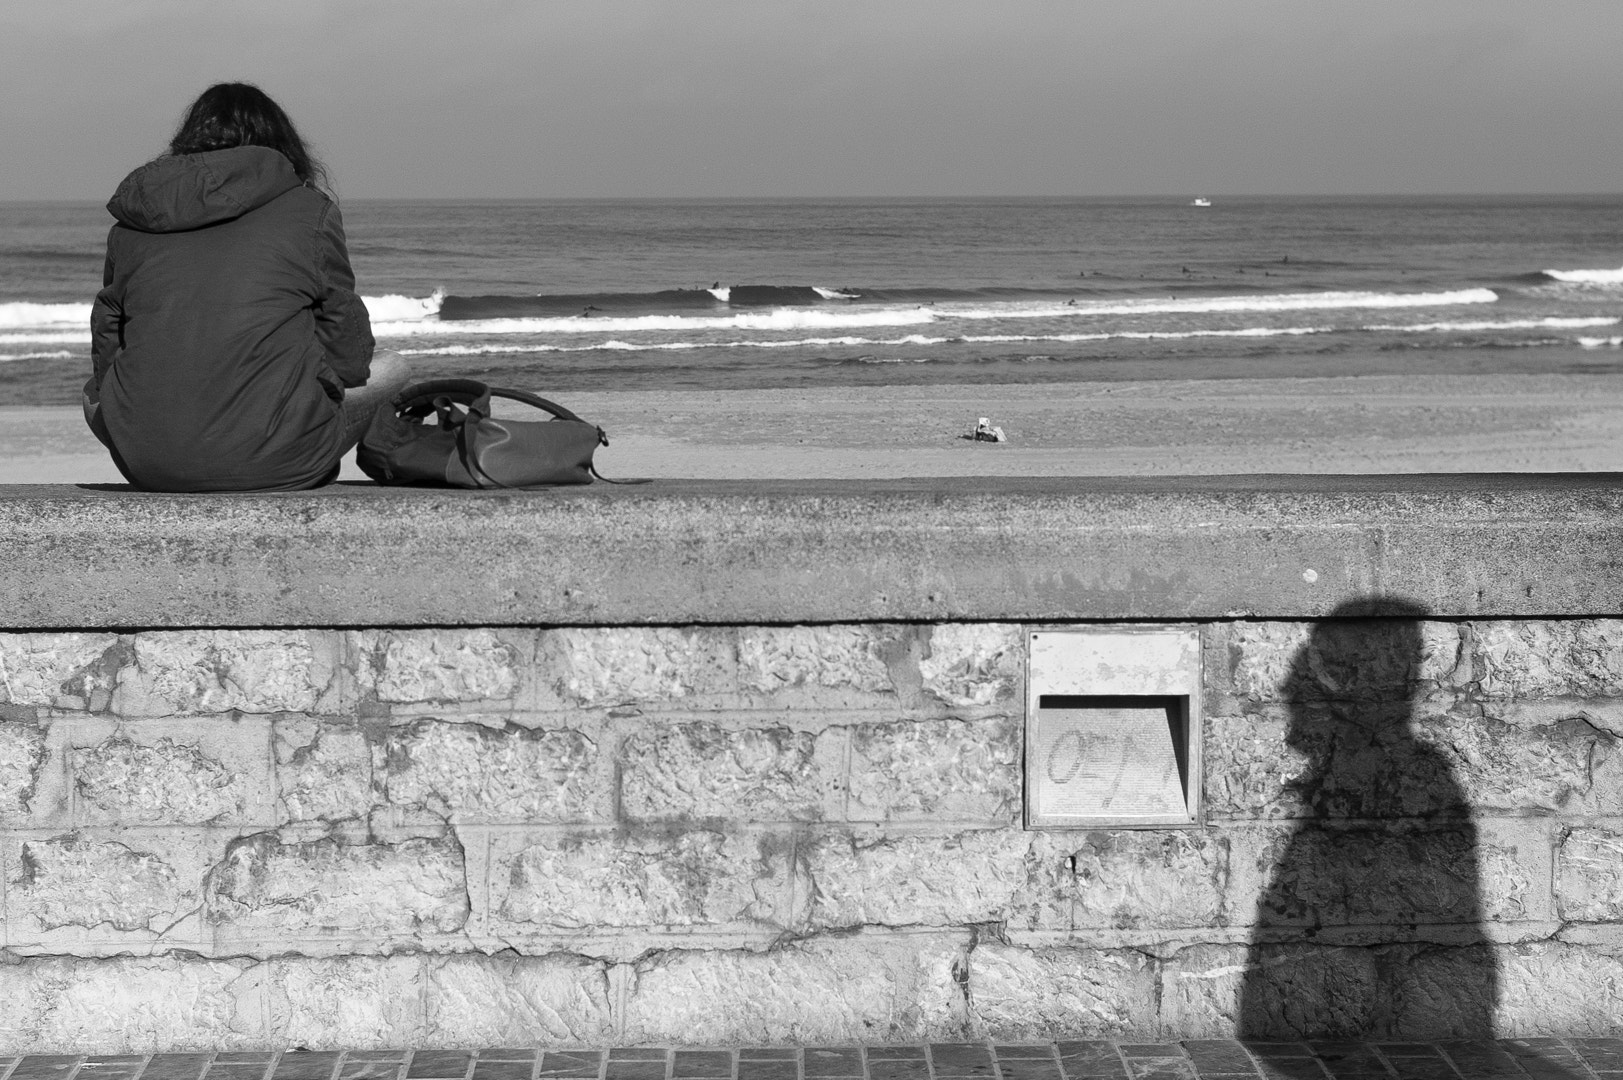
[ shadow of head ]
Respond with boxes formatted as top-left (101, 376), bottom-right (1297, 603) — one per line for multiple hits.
top-left (1280, 597), bottom-right (1431, 753)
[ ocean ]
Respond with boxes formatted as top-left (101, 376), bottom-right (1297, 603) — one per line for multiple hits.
top-left (4, 195), bottom-right (1623, 405)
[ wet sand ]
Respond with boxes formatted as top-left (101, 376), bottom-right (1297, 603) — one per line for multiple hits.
top-left (8, 373), bottom-right (1623, 485)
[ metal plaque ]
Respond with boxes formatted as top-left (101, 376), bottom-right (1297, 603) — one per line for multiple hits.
top-left (1025, 628), bottom-right (1202, 828)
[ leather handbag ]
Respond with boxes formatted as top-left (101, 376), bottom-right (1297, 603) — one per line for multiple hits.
top-left (356, 378), bottom-right (608, 488)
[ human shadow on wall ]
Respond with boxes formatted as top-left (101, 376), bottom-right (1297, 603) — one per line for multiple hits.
top-left (1236, 598), bottom-right (1505, 1043)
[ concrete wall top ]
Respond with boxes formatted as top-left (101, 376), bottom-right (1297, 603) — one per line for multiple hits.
top-left (4, 474), bottom-right (1622, 628)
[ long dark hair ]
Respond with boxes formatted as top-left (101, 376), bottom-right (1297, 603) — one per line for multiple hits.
top-left (169, 83), bottom-right (329, 193)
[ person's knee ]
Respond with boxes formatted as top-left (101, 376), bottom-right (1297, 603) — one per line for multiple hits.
top-left (368, 349), bottom-right (411, 387)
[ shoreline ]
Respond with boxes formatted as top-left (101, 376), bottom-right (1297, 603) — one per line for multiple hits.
top-left (7, 372), bottom-right (1623, 485)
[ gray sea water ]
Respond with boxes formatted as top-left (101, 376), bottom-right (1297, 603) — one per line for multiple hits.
top-left (5, 195), bottom-right (1623, 404)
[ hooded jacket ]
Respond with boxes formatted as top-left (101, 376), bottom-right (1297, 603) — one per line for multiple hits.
top-left (89, 146), bottom-right (374, 491)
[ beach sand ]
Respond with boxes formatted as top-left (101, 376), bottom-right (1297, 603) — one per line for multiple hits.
top-left (8, 372), bottom-right (1623, 485)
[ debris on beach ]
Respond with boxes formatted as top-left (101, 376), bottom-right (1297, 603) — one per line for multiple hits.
top-left (966, 417), bottom-right (1007, 443)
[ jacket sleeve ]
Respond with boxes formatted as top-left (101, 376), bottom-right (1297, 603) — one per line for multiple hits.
top-left (89, 238), bottom-right (122, 389)
top-left (312, 201), bottom-right (375, 388)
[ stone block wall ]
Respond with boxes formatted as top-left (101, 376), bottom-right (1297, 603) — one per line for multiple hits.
top-left (0, 619), bottom-right (1620, 1050)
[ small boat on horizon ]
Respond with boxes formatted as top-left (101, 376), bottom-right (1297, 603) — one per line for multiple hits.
top-left (1191, 197), bottom-right (1212, 207)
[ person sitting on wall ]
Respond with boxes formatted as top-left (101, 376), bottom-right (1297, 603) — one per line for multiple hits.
top-left (85, 82), bottom-right (411, 492)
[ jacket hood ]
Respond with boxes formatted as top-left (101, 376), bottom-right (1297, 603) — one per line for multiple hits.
top-left (107, 146), bottom-right (303, 233)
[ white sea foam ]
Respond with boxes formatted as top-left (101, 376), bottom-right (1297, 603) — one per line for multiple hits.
top-left (362, 289), bottom-right (443, 322)
top-left (0, 351), bottom-right (74, 362)
top-left (707, 286), bottom-right (730, 302)
top-left (0, 301), bottom-right (92, 330)
top-left (813, 287), bottom-right (861, 300)
top-left (0, 331), bottom-right (89, 345)
top-left (951, 288), bottom-right (1497, 321)
top-left (1364, 317), bottom-right (1620, 332)
top-left (1545, 268), bottom-right (1623, 283)
top-left (1579, 336), bottom-right (1623, 348)
top-left (373, 307), bottom-right (938, 338)
top-left (395, 316), bottom-right (1599, 358)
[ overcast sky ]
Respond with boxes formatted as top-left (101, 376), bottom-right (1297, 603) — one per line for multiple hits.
top-left (6, 0), bottom-right (1623, 200)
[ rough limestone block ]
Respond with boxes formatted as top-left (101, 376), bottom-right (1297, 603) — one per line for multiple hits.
top-left (1155, 942), bottom-right (1247, 1039)
top-left (424, 954), bottom-right (617, 1046)
top-left (620, 722), bottom-right (837, 822)
top-left (67, 718), bottom-right (272, 826)
top-left (1205, 705), bottom-right (1599, 820)
top-left (1160, 942), bottom-right (1385, 1039)
top-left (7, 831), bottom-right (218, 950)
top-left (0, 956), bottom-right (263, 1052)
top-left (113, 630), bottom-right (340, 717)
top-left (919, 624), bottom-right (1022, 707)
top-left (1226, 822), bottom-right (1491, 931)
top-left (1435, 712), bottom-right (1604, 813)
top-left (621, 933), bottom-right (965, 1045)
top-left (1072, 830), bottom-right (1228, 930)
top-left (1225, 943), bottom-right (1376, 1039)
top-left (1202, 708), bottom-right (1318, 819)
top-left (267, 956), bottom-right (425, 1049)
top-left (352, 628), bottom-right (525, 706)
top-left (542, 626), bottom-right (738, 708)
top-left (1476, 819), bottom-right (1555, 925)
top-left (1228, 620), bottom-right (1463, 703)
top-left (205, 832), bottom-right (468, 952)
top-left (1385, 943), bottom-right (1500, 1037)
top-left (1495, 941), bottom-right (1623, 1035)
top-left (491, 828), bottom-right (794, 933)
top-left (736, 625), bottom-right (895, 706)
top-left (846, 716), bottom-right (1020, 823)
top-left (805, 830), bottom-right (1035, 930)
top-left (1556, 827), bottom-right (1623, 921)
top-left (383, 721), bottom-right (602, 823)
top-left (0, 633), bottom-right (123, 711)
top-left (967, 942), bottom-right (1157, 1040)
top-left (1474, 620), bottom-right (1623, 699)
top-left (0, 720), bottom-right (47, 821)
top-left (274, 718), bottom-right (374, 823)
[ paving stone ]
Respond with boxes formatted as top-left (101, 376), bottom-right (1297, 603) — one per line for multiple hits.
top-left (139, 1057), bottom-right (210, 1080)
top-left (1573, 1040), bottom-right (1623, 1072)
top-left (607, 1052), bottom-right (666, 1062)
top-left (997, 1047), bottom-right (1059, 1061)
top-left (603, 1064), bottom-right (664, 1080)
top-left (1121, 1062), bottom-right (1194, 1080)
top-left (12, 1058), bottom-right (82, 1080)
top-left (273, 1057), bottom-right (340, 1080)
top-left (1252, 1064), bottom-right (1327, 1080)
top-left (1436, 1042), bottom-right (1519, 1078)
top-left (213, 1057), bottom-right (274, 1065)
top-left (407, 1055), bottom-right (471, 1080)
top-left (735, 1055), bottom-right (795, 1063)
top-left (345, 1057), bottom-right (408, 1065)
top-left (997, 1064), bottom-right (1063, 1080)
top-left (1181, 1044), bottom-right (1255, 1075)
top-left (1383, 1061), bottom-right (1454, 1080)
top-left (475, 1056), bottom-right (534, 1065)
top-left (1370, 1049), bottom-right (1435, 1060)
top-left (1240, 1048), bottom-right (1313, 1062)
top-left (537, 1054), bottom-right (601, 1079)
top-left (862, 1066), bottom-right (922, 1080)
top-left (671, 1055), bottom-right (730, 1080)
top-left (930, 1045), bottom-right (994, 1076)
top-left (207, 1068), bottom-right (270, 1080)
top-left (802, 1051), bottom-right (860, 1079)
top-left (337, 1067), bottom-right (401, 1080)
top-left (1056, 1044), bottom-right (1127, 1079)
top-left (734, 1066), bottom-right (797, 1080)
top-left (864, 1050), bottom-right (923, 1061)
top-left (469, 1066), bottom-right (531, 1080)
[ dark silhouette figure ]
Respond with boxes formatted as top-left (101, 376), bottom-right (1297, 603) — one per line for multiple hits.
top-left (1238, 600), bottom-right (1498, 1040)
